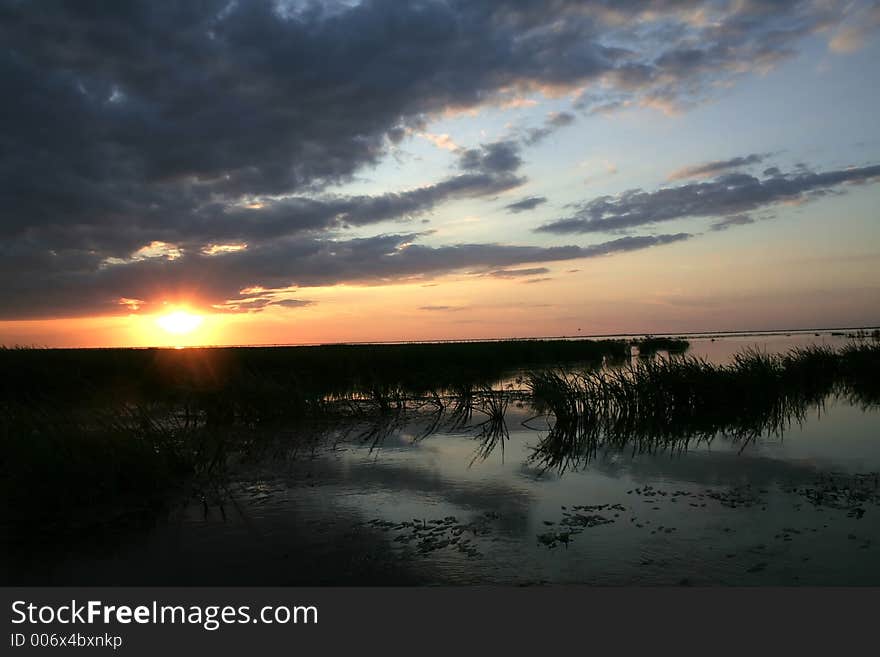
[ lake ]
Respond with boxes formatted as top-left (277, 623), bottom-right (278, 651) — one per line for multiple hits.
top-left (4, 331), bottom-right (879, 585)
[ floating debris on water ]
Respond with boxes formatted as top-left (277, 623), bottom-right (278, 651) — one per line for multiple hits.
top-left (536, 503), bottom-right (622, 548)
top-left (795, 472), bottom-right (880, 515)
top-left (363, 513), bottom-right (500, 558)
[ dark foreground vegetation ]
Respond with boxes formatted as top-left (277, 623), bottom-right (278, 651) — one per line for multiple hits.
top-left (5, 337), bottom-right (880, 543)
top-left (0, 338), bottom-right (643, 537)
top-left (0, 338), bottom-right (638, 412)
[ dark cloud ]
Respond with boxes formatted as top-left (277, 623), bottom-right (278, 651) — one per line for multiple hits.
top-left (536, 163), bottom-right (880, 234)
top-left (504, 196), bottom-right (548, 213)
top-left (711, 214), bottom-right (756, 231)
top-left (458, 140), bottom-right (523, 174)
top-left (0, 1), bottom-right (858, 320)
top-left (668, 153), bottom-right (770, 180)
top-left (0, 233), bottom-right (691, 319)
top-left (548, 112), bottom-right (576, 127)
top-left (523, 112), bottom-right (577, 145)
top-left (191, 157), bottom-right (526, 244)
top-left (418, 305), bottom-right (465, 312)
top-left (269, 299), bottom-right (315, 309)
top-left (487, 267), bottom-right (551, 278)
top-left (214, 297), bottom-right (316, 313)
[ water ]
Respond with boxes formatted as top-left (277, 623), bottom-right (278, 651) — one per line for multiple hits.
top-left (685, 331), bottom-right (859, 364)
top-left (6, 332), bottom-right (880, 585)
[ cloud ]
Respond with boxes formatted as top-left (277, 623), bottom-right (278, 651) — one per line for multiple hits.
top-left (272, 299), bottom-right (315, 309)
top-left (199, 158), bottom-right (526, 243)
top-left (0, 232), bottom-right (691, 319)
top-left (0, 1), bottom-right (867, 320)
top-left (213, 297), bottom-right (316, 313)
top-left (523, 112), bottom-right (577, 145)
top-left (486, 267), bottom-right (551, 278)
top-left (419, 305), bottom-right (466, 312)
top-left (118, 298), bottom-right (146, 312)
top-left (667, 154), bottom-right (770, 180)
top-left (536, 163), bottom-right (880, 234)
top-left (829, 2), bottom-right (880, 53)
top-left (2, 2), bottom-right (851, 239)
top-left (176, 139), bottom-right (529, 246)
top-left (458, 140), bottom-right (523, 174)
top-left (710, 214), bottom-right (756, 231)
top-left (504, 196), bottom-right (548, 213)
top-left (420, 132), bottom-right (461, 152)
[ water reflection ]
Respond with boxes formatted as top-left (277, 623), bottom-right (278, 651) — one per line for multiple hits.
top-left (308, 342), bottom-right (879, 477)
top-left (5, 333), bottom-right (880, 585)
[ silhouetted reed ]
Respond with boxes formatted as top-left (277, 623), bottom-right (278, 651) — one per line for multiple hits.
top-left (527, 343), bottom-right (880, 473)
top-left (469, 387), bottom-right (511, 465)
top-left (7, 338), bottom-right (878, 536)
top-left (0, 338), bottom-right (633, 419)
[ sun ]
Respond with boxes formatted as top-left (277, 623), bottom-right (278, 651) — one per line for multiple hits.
top-left (156, 310), bottom-right (204, 335)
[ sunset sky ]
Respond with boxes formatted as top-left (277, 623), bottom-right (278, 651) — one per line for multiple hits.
top-left (2, 0), bottom-right (879, 347)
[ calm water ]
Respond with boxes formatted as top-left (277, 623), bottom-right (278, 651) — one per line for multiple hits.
top-left (9, 332), bottom-right (880, 585)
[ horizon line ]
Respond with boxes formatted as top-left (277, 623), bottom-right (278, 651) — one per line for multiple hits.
top-left (4, 324), bottom-right (879, 351)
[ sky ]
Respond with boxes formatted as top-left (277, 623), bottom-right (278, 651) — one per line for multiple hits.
top-left (1, 0), bottom-right (879, 347)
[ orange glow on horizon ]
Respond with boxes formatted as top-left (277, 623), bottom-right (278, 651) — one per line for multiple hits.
top-left (1, 244), bottom-right (879, 349)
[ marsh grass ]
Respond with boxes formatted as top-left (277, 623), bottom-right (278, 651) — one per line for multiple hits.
top-left (6, 338), bottom-right (878, 537)
top-left (526, 342), bottom-right (880, 472)
top-left (1, 403), bottom-right (190, 535)
top-left (1, 339), bottom-right (636, 535)
top-left (469, 387), bottom-right (511, 465)
top-left (0, 339), bottom-right (634, 414)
